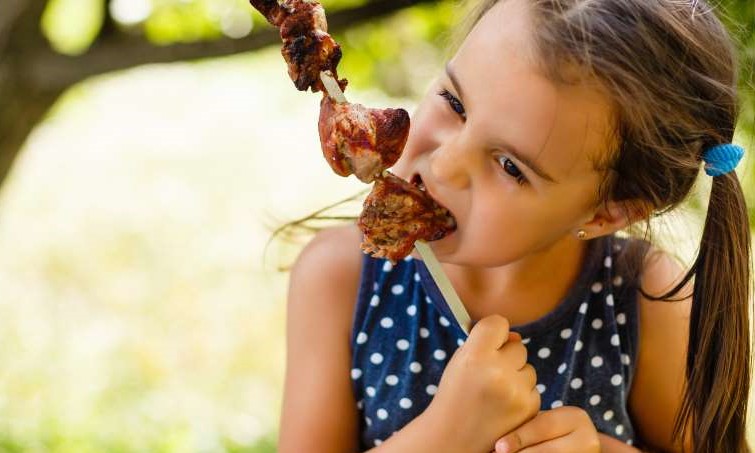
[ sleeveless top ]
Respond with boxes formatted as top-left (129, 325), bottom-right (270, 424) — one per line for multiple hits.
top-left (349, 234), bottom-right (649, 451)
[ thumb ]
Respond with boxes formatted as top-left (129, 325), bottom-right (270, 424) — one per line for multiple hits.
top-left (495, 431), bottom-right (523, 453)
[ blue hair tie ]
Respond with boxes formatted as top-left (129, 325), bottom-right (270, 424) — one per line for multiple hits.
top-left (702, 143), bottom-right (745, 177)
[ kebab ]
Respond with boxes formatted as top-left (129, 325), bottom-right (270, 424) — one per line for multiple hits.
top-left (249, 0), bottom-right (457, 261)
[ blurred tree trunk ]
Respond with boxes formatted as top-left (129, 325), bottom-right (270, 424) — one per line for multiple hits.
top-left (0, 0), bottom-right (436, 189)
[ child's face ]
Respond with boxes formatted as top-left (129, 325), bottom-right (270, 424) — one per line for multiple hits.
top-left (392, 0), bottom-right (617, 267)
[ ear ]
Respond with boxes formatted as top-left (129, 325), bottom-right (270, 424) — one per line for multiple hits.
top-left (579, 198), bottom-right (653, 238)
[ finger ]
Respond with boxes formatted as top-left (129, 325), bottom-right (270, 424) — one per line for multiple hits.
top-left (465, 314), bottom-right (511, 351)
top-left (495, 407), bottom-right (578, 453)
top-left (516, 433), bottom-right (592, 453)
top-left (508, 331), bottom-right (522, 342)
top-left (522, 363), bottom-right (538, 389)
top-left (499, 340), bottom-right (529, 369)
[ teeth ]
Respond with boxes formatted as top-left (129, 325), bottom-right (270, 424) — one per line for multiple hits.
top-left (418, 183), bottom-right (426, 192)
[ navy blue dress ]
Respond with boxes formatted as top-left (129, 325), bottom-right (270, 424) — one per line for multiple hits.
top-left (350, 234), bottom-right (648, 450)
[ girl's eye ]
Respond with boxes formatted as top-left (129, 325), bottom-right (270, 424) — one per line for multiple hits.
top-left (437, 89), bottom-right (466, 120)
top-left (498, 156), bottom-right (527, 185)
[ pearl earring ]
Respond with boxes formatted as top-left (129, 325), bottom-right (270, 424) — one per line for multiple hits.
top-left (577, 229), bottom-right (587, 239)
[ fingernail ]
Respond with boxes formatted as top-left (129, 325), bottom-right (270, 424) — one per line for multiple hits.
top-left (495, 440), bottom-right (509, 453)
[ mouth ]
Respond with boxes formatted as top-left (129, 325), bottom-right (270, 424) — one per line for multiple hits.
top-left (410, 173), bottom-right (427, 192)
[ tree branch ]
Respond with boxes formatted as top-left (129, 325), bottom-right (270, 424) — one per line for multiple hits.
top-left (25, 0), bottom-right (438, 90)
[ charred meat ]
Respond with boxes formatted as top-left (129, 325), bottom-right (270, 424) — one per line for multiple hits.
top-left (358, 172), bottom-right (457, 262)
top-left (249, 0), bottom-right (347, 93)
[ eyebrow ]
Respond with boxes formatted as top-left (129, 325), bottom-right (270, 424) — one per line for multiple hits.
top-left (499, 143), bottom-right (558, 184)
top-left (445, 62), bottom-right (558, 184)
top-left (445, 62), bottom-right (465, 102)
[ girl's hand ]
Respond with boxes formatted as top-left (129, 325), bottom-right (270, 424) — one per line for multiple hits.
top-left (425, 315), bottom-right (541, 453)
top-left (493, 406), bottom-right (600, 453)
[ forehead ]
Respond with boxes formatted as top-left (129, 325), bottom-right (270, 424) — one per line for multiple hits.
top-left (451, 0), bottom-right (615, 181)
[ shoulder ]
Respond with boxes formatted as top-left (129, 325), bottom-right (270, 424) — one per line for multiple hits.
top-left (289, 222), bottom-right (365, 334)
top-left (628, 245), bottom-right (693, 451)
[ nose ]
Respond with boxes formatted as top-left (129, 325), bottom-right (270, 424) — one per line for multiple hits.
top-left (429, 132), bottom-right (472, 190)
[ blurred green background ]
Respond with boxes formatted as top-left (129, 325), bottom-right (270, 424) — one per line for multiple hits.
top-left (0, 0), bottom-right (753, 451)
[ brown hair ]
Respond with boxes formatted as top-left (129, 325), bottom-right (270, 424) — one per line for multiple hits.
top-left (455, 0), bottom-right (752, 451)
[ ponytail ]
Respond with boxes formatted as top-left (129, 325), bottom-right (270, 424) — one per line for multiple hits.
top-left (646, 171), bottom-right (752, 452)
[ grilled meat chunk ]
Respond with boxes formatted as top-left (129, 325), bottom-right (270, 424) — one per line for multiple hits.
top-left (318, 95), bottom-right (410, 183)
top-left (358, 172), bottom-right (457, 262)
top-left (250, 0), bottom-right (347, 93)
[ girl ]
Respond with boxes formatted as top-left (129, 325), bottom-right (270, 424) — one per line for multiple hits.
top-left (278, 0), bottom-right (752, 452)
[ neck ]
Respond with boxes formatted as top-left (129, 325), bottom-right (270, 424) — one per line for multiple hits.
top-left (443, 235), bottom-right (590, 327)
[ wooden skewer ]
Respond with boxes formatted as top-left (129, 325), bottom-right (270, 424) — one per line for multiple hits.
top-left (319, 71), bottom-right (347, 103)
top-left (318, 70), bottom-right (472, 336)
top-left (414, 241), bottom-right (472, 336)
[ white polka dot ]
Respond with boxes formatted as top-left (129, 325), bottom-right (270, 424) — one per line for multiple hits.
top-left (591, 356), bottom-right (604, 367)
top-left (538, 347), bottom-right (551, 359)
top-left (380, 317), bottom-right (394, 328)
top-left (557, 363), bottom-right (567, 374)
top-left (370, 353), bottom-right (384, 365)
top-left (356, 332), bottom-right (368, 344)
top-left (551, 400), bottom-right (563, 408)
top-left (591, 282), bottom-right (603, 293)
top-left (617, 313), bottom-right (626, 325)
top-left (589, 394), bottom-right (601, 406)
top-left (404, 255), bottom-right (414, 262)
top-left (579, 302), bottom-right (588, 314)
top-left (385, 375), bottom-right (399, 386)
top-left (611, 374), bottom-right (623, 386)
top-left (383, 261), bottom-right (393, 272)
top-left (377, 408), bottom-right (388, 420)
top-left (370, 295), bottom-right (380, 307)
top-left (575, 340), bottom-right (584, 351)
top-left (613, 243), bottom-right (622, 251)
top-left (406, 305), bottom-right (417, 316)
top-left (426, 385), bottom-right (438, 395)
top-left (621, 353), bottom-right (631, 365)
top-left (611, 334), bottom-right (620, 346)
top-left (457, 338), bottom-right (465, 347)
top-left (357, 400), bottom-right (363, 409)
top-left (592, 318), bottom-right (603, 329)
top-left (603, 410), bottom-right (614, 421)
top-left (570, 378), bottom-right (583, 389)
top-left (374, 439), bottom-right (382, 446)
top-left (536, 384), bottom-right (546, 394)
top-left (391, 284), bottom-right (404, 295)
top-left (560, 328), bottom-right (572, 339)
top-left (419, 327), bottom-right (430, 338)
top-left (414, 272), bottom-right (420, 282)
top-left (365, 416), bottom-right (372, 426)
top-left (425, 296), bottom-right (432, 304)
top-left (606, 294), bottom-right (614, 306)
top-left (616, 425), bottom-right (624, 435)
top-left (351, 368), bottom-right (362, 379)
top-left (399, 398), bottom-right (413, 409)
top-left (366, 386), bottom-right (376, 397)
top-left (522, 337), bottom-right (531, 344)
top-left (604, 256), bottom-right (613, 268)
top-left (627, 439), bottom-right (633, 446)
top-left (613, 275), bottom-right (624, 286)
top-left (373, 282), bottom-right (379, 291)
top-left (396, 339), bottom-right (410, 351)
top-left (433, 349), bottom-right (447, 360)
top-left (409, 362), bottom-right (422, 373)
top-left (439, 316), bottom-right (450, 327)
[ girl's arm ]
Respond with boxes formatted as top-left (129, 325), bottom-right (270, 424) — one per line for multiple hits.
top-left (626, 249), bottom-right (694, 452)
top-left (278, 224), bottom-right (460, 453)
top-left (277, 225), bottom-right (363, 452)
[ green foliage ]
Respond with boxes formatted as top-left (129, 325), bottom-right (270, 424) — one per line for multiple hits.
top-left (41, 0), bottom-right (104, 55)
